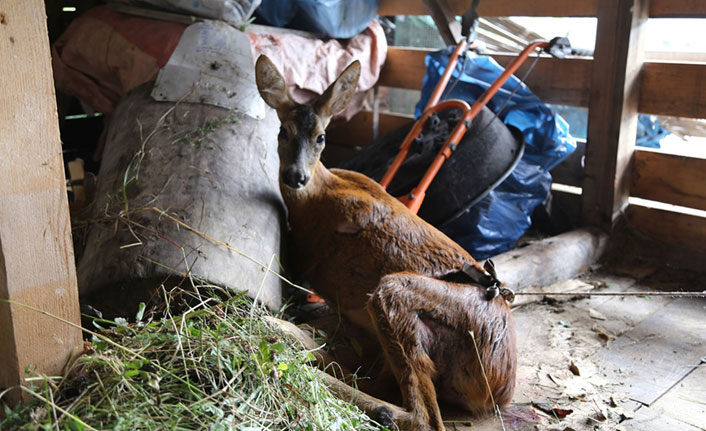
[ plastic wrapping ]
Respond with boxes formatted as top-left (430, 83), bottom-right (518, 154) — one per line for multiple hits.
top-left (255, 0), bottom-right (379, 39)
top-left (416, 47), bottom-right (577, 259)
top-left (109, 0), bottom-right (261, 26)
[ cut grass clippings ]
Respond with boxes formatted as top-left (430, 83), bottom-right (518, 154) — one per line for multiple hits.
top-left (1, 289), bottom-right (386, 431)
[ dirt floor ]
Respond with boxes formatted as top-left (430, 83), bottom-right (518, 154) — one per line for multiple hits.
top-left (457, 237), bottom-right (706, 431)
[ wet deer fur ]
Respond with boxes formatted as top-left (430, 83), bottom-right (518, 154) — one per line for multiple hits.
top-left (255, 55), bottom-right (517, 431)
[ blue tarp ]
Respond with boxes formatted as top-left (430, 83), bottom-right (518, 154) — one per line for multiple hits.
top-left (416, 48), bottom-right (577, 258)
top-left (255, 0), bottom-right (379, 39)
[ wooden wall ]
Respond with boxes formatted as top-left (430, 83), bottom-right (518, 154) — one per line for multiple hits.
top-left (331, 0), bottom-right (706, 252)
top-left (0, 0), bottom-right (83, 401)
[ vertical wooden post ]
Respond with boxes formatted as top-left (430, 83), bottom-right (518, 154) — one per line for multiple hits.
top-left (0, 1), bottom-right (83, 402)
top-left (582, 0), bottom-right (650, 229)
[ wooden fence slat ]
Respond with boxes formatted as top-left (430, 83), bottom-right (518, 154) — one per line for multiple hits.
top-left (380, 0), bottom-right (706, 17)
top-left (640, 62), bottom-right (706, 119)
top-left (379, 0), bottom-right (598, 17)
top-left (630, 205), bottom-right (706, 252)
top-left (327, 111), bottom-right (414, 148)
top-left (381, 48), bottom-right (706, 119)
top-left (379, 48), bottom-right (593, 107)
top-left (631, 150), bottom-right (706, 211)
top-left (0, 0), bottom-right (83, 402)
top-left (650, 0), bottom-right (706, 18)
top-left (378, 48), bottom-right (428, 90)
top-left (582, 0), bottom-right (648, 229)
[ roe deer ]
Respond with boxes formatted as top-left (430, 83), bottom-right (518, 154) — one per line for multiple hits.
top-left (255, 55), bottom-right (516, 431)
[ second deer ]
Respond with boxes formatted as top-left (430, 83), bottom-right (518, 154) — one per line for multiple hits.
top-left (255, 55), bottom-right (517, 431)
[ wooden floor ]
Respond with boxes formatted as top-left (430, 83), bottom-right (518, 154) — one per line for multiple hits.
top-left (454, 240), bottom-right (706, 430)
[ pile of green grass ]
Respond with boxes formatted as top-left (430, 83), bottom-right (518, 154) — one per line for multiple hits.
top-left (1, 290), bottom-right (385, 431)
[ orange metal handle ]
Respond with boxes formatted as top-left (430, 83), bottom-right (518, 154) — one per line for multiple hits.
top-left (383, 40), bottom-right (550, 214)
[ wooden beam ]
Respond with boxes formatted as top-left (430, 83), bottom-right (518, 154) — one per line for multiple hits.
top-left (493, 54), bottom-right (593, 107)
top-left (581, 0), bottom-right (649, 230)
top-left (640, 62), bottom-right (706, 119)
top-left (379, 47), bottom-right (593, 107)
top-left (650, 0), bottom-right (706, 17)
top-left (379, 0), bottom-right (598, 17)
top-left (630, 205), bottom-right (706, 252)
top-left (327, 111), bottom-right (414, 148)
top-left (421, 0), bottom-right (462, 46)
top-left (492, 227), bottom-right (609, 290)
top-left (0, 0), bottom-right (82, 401)
top-left (632, 150), bottom-right (706, 211)
top-left (380, 0), bottom-right (706, 17)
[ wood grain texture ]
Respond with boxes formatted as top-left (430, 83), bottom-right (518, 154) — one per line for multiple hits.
top-left (650, 0), bottom-right (706, 17)
top-left (379, 48), bottom-right (593, 107)
top-left (640, 62), bottom-right (706, 119)
top-left (629, 205), bottom-right (706, 252)
top-left (379, 0), bottom-right (705, 17)
top-left (631, 150), bottom-right (706, 211)
top-left (597, 297), bottom-right (706, 406)
top-left (581, 0), bottom-right (649, 230)
top-left (0, 0), bottom-right (82, 400)
top-left (650, 365), bottom-right (706, 429)
top-left (379, 0), bottom-right (598, 16)
top-left (491, 227), bottom-right (609, 291)
top-left (327, 110), bottom-right (414, 148)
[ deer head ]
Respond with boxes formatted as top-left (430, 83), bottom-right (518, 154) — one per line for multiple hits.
top-left (255, 55), bottom-right (361, 190)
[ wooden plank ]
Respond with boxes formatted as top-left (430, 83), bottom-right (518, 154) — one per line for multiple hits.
top-left (629, 205), bottom-right (706, 252)
top-left (327, 111), bottom-right (414, 148)
top-left (492, 227), bottom-right (609, 291)
top-left (640, 62), bottom-right (706, 119)
top-left (379, 48), bottom-right (428, 90)
top-left (421, 0), bottom-right (461, 46)
top-left (597, 297), bottom-right (706, 406)
top-left (380, 0), bottom-right (705, 17)
top-left (650, 365), bottom-right (706, 430)
top-left (632, 150), bottom-right (706, 211)
top-left (650, 0), bottom-right (706, 17)
top-left (581, 0), bottom-right (649, 230)
top-left (0, 0), bottom-right (83, 402)
top-left (621, 405), bottom-right (703, 431)
top-left (379, 0), bottom-right (598, 16)
top-left (379, 48), bottom-right (592, 107)
top-left (494, 55), bottom-right (592, 107)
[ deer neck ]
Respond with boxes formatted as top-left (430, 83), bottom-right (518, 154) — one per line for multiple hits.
top-left (279, 161), bottom-right (334, 213)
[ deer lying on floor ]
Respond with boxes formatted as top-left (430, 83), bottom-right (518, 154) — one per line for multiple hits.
top-left (255, 55), bottom-right (516, 431)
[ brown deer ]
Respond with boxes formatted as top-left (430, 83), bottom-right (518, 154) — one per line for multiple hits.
top-left (255, 55), bottom-right (516, 431)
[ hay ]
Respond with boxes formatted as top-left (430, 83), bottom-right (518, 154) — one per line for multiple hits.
top-left (1, 288), bottom-right (385, 431)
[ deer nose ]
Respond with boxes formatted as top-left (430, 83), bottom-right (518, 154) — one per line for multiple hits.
top-left (283, 168), bottom-right (310, 189)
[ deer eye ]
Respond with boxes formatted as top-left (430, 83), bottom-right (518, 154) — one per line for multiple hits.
top-left (316, 134), bottom-right (326, 145)
top-left (278, 127), bottom-right (288, 141)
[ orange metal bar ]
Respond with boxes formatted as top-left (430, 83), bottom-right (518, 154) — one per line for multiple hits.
top-left (380, 99), bottom-right (471, 188)
top-left (398, 41), bottom-right (550, 213)
top-left (424, 39), bottom-right (468, 110)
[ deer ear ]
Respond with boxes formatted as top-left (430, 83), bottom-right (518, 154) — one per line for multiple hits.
top-left (255, 55), bottom-right (293, 111)
top-left (316, 60), bottom-right (361, 119)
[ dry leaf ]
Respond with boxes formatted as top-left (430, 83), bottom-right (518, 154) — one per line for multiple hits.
top-left (531, 402), bottom-right (574, 419)
top-left (569, 361), bottom-right (580, 376)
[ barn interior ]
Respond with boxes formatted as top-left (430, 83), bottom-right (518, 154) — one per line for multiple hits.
top-left (1, 1), bottom-right (705, 430)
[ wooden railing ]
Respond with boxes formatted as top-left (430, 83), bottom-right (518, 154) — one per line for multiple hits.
top-left (329, 0), bottom-right (706, 251)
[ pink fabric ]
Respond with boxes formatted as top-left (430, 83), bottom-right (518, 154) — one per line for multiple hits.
top-left (248, 19), bottom-right (387, 120)
top-left (52, 7), bottom-right (387, 119)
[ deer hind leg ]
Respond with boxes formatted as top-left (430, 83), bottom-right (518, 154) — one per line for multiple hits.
top-left (366, 272), bottom-right (515, 431)
top-left (366, 273), bottom-right (453, 431)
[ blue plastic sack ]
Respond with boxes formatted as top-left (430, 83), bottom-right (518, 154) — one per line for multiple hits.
top-left (255, 0), bottom-right (379, 39)
top-left (415, 48), bottom-right (577, 259)
top-left (636, 114), bottom-right (669, 148)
